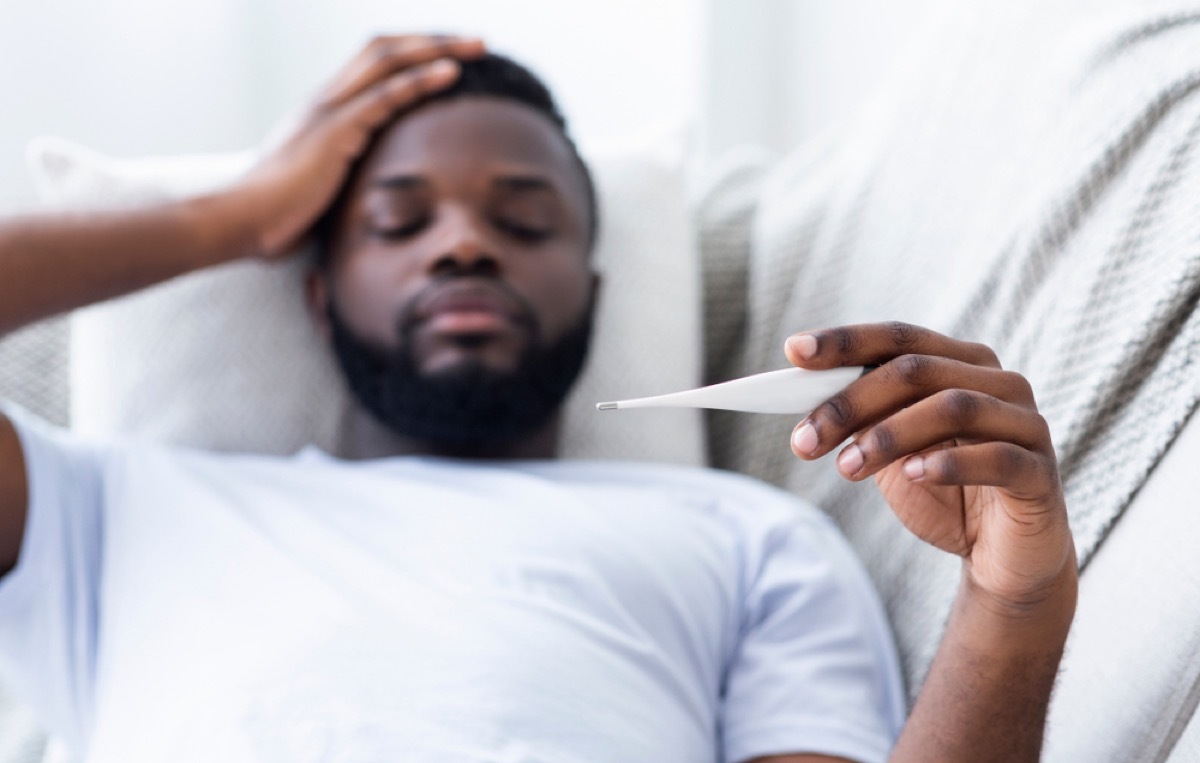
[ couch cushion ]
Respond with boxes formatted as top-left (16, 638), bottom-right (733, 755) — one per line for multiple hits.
top-left (1045, 411), bottom-right (1200, 761)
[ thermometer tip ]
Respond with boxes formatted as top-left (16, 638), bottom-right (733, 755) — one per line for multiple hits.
top-left (596, 402), bottom-right (618, 411)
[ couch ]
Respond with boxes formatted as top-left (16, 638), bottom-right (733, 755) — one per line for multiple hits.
top-left (2, 2), bottom-right (1200, 761)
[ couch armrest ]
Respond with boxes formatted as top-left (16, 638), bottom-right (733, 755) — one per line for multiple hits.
top-left (1045, 409), bottom-right (1200, 761)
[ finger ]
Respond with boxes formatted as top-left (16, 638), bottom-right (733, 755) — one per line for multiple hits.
top-left (901, 441), bottom-right (1062, 504)
top-left (321, 35), bottom-right (485, 107)
top-left (324, 35), bottom-right (484, 105)
top-left (829, 391), bottom-right (1052, 481)
top-left (785, 321), bottom-right (1001, 371)
top-left (791, 356), bottom-right (1037, 459)
top-left (329, 59), bottom-right (463, 141)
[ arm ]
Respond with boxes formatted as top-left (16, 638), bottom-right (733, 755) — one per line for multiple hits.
top-left (777, 322), bottom-right (1076, 763)
top-left (0, 192), bottom-right (255, 334)
top-left (0, 34), bottom-right (486, 574)
top-left (0, 35), bottom-right (484, 337)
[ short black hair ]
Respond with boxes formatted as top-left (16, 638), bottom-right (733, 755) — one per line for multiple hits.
top-left (313, 52), bottom-right (599, 268)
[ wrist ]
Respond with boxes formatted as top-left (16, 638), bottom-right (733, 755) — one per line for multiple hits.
top-left (896, 557), bottom-right (1076, 763)
top-left (179, 189), bottom-right (264, 265)
top-left (962, 513), bottom-right (1078, 614)
top-left (956, 553), bottom-right (1078, 656)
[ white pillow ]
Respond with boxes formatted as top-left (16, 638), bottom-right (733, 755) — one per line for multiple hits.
top-left (26, 131), bottom-right (706, 465)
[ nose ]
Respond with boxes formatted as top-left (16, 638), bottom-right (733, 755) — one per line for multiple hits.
top-left (427, 207), bottom-right (500, 278)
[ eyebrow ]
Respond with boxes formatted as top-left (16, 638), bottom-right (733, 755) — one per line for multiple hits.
top-left (374, 175), bottom-right (429, 190)
top-left (372, 174), bottom-right (558, 193)
top-left (492, 176), bottom-right (556, 194)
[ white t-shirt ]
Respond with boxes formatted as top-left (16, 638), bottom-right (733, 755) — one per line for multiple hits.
top-left (0, 409), bottom-right (904, 763)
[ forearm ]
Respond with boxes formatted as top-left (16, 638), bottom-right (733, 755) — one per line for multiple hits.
top-left (890, 565), bottom-right (1077, 762)
top-left (0, 191), bottom-right (253, 336)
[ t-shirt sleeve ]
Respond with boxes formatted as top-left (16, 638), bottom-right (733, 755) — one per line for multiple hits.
top-left (721, 511), bottom-right (906, 763)
top-left (0, 405), bottom-right (108, 751)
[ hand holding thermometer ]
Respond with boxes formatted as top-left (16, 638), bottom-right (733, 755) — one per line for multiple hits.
top-left (597, 366), bottom-right (872, 415)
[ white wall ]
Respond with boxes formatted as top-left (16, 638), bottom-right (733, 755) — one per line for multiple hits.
top-left (1, 0), bottom-right (950, 212)
top-left (234, 0), bottom-right (705, 152)
top-left (0, 0), bottom-right (703, 211)
top-left (700, 0), bottom-right (949, 158)
top-left (0, 0), bottom-right (259, 210)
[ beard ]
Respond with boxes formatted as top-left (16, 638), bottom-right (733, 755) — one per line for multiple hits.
top-left (327, 284), bottom-right (593, 451)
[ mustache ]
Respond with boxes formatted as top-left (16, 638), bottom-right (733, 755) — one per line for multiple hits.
top-left (395, 276), bottom-right (540, 341)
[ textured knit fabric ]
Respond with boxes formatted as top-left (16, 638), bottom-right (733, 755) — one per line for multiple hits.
top-left (0, 321), bottom-right (68, 428)
top-left (696, 0), bottom-right (1200, 720)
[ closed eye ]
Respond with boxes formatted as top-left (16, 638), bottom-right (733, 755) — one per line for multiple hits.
top-left (370, 218), bottom-right (429, 241)
top-left (495, 219), bottom-right (552, 243)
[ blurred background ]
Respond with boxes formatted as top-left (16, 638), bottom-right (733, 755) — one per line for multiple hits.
top-left (0, 0), bottom-right (946, 212)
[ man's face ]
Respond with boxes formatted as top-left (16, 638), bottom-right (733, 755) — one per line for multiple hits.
top-left (312, 97), bottom-right (597, 448)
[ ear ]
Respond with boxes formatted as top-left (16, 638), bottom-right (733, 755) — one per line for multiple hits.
top-left (306, 268), bottom-right (332, 340)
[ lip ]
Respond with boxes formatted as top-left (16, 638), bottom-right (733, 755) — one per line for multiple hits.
top-left (411, 282), bottom-right (525, 334)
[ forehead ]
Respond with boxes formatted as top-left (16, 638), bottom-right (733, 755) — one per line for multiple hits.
top-left (358, 97), bottom-right (588, 198)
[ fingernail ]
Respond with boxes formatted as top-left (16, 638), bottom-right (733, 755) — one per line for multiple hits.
top-left (904, 456), bottom-right (925, 481)
top-left (838, 443), bottom-right (864, 476)
top-left (427, 59), bottom-right (458, 76)
top-left (788, 334), bottom-right (818, 360)
top-left (792, 421), bottom-right (819, 456)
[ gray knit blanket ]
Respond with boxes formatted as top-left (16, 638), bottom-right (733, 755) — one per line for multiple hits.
top-left (698, 0), bottom-right (1200, 701)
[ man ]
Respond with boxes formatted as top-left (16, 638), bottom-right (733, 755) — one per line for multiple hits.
top-left (0, 36), bottom-right (1076, 762)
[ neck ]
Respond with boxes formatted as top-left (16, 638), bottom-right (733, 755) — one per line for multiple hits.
top-left (339, 402), bottom-right (561, 461)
